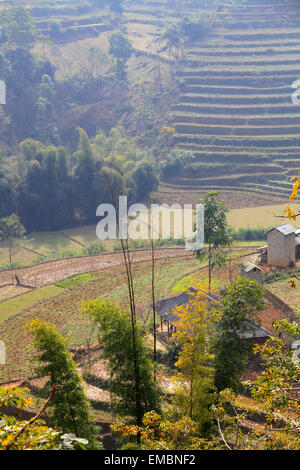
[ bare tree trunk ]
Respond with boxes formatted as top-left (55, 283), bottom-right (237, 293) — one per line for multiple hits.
top-left (151, 238), bottom-right (157, 382)
top-left (208, 243), bottom-right (212, 293)
top-left (9, 237), bottom-right (12, 268)
top-left (120, 237), bottom-right (143, 429)
top-left (229, 246), bottom-right (233, 283)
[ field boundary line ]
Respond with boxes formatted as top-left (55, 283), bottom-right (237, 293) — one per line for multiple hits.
top-left (0, 247), bottom-right (186, 275)
top-left (60, 232), bottom-right (87, 248)
top-left (263, 289), bottom-right (296, 320)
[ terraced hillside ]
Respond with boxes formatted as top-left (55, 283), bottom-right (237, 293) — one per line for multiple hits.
top-left (1, 0), bottom-right (297, 201)
top-left (170, 0), bottom-right (300, 197)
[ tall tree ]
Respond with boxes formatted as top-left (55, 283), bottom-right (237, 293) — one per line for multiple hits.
top-left (162, 25), bottom-right (183, 59)
top-left (109, 31), bottom-right (133, 79)
top-left (0, 213), bottom-right (25, 267)
top-left (0, 5), bottom-right (36, 49)
top-left (27, 319), bottom-right (99, 449)
top-left (82, 299), bottom-right (160, 424)
top-left (0, 175), bottom-right (15, 219)
top-left (213, 277), bottom-right (264, 393)
top-left (195, 191), bottom-right (230, 292)
top-left (171, 288), bottom-right (217, 432)
top-left (128, 161), bottom-right (159, 204)
top-left (73, 128), bottom-right (98, 222)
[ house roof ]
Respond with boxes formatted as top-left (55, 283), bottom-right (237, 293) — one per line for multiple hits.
top-left (156, 289), bottom-right (271, 340)
top-left (267, 224), bottom-right (295, 236)
top-left (241, 261), bottom-right (262, 273)
top-left (155, 288), bottom-right (219, 323)
top-left (239, 320), bottom-right (271, 339)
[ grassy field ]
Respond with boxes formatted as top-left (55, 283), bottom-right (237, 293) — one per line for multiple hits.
top-left (0, 203), bottom-right (293, 268)
top-left (0, 255), bottom-right (202, 381)
top-left (227, 204), bottom-right (300, 230)
top-left (0, 225), bottom-right (111, 267)
top-left (0, 244), bottom-right (254, 383)
top-left (0, 285), bottom-right (31, 303)
top-left (267, 279), bottom-right (300, 317)
top-left (0, 285), bottom-right (64, 322)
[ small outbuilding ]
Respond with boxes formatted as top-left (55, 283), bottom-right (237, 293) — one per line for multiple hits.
top-left (156, 288), bottom-right (271, 344)
top-left (155, 287), bottom-right (218, 336)
top-left (240, 261), bottom-right (263, 284)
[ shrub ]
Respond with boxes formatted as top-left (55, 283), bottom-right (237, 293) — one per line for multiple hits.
top-left (81, 241), bottom-right (106, 255)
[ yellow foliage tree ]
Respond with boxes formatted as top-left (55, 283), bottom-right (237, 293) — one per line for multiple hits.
top-left (169, 286), bottom-right (220, 431)
top-left (0, 386), bottom-right (59, 450)
top-left (284, 171), bottom-right (300, 221)
top-left (111, 411), bottom-right (215, 450)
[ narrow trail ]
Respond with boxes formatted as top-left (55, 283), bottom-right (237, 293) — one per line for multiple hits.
top-left (0, 246), bottom-right (261, 290)
top-left (0, 248), bottom-right (191, 289)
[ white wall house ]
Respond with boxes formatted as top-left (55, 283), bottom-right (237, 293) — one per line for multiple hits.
top-left (267, 224), bottom-right (296, 268)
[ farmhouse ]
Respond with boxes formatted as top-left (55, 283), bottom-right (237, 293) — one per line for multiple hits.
top-left (266, 224), bottom-right (299, 268)
top-left (156, 288), bottom-right (270, 344)
top-left (296, 230), bottom-right (300, 260)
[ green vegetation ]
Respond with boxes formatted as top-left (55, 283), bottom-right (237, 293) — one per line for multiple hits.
top-left (172, 273), bottom-right (221, 294)
top-left (108, 30), bottom-right (133, 79)
top-left (194, 192), bottom-right (231, 292)
top-left (82, 298), bottom-right (160, 423)
top-left (0, 285), bottom-right (64, 322)
top-left (229, 226), bottom-right (269, 242)
top-left (0, 0), bottom-right (300, 451)
top-left (213, 278), bottom-right (264, 393)
top-left (27, 319), bottom-right (99, 448)
top-left (55, 272), bottom-right (102, 288)
top-left (2, 126), bottom-right (158, 232)
top-left (0, 214), bottom-right (25, 267)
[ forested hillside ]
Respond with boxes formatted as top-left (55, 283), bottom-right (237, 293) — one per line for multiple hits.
top-left (0, 0), bottom-right (299, 232)
top-left (1, 0), bottom-right (300, 453)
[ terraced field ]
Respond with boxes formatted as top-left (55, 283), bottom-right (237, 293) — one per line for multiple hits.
top-left (2, 0), bottom-right (298, 202)
top-left (169, 0), bottom-right (300, 197)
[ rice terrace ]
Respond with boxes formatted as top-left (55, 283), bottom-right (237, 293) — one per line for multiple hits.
top-left (0, 0), bottom-right (299, 456)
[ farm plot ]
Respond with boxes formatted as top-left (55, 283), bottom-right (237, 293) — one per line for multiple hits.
top-left (227, 204), bottom-right (300, 229)
top-left (0, 248), bottom-right (189, 289)
top-left (0, 285), bottom-right (64, 323)
top-left (153, 183), bottom-right (287, 208)
top-left (267, 278), bottom-right (300, 317)
top-left (169, 0), bottom-right (300, 198)
top-left (0, 255), bottom-right (202, 383)
top-left (0, 247), bottom-right (262, 384)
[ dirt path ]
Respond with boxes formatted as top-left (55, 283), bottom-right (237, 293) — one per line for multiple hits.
top-left (0, 248), bottom-right (191, 289)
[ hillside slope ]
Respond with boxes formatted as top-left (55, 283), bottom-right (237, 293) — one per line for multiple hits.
top-left (169, 0), bottom-right (300, 197)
